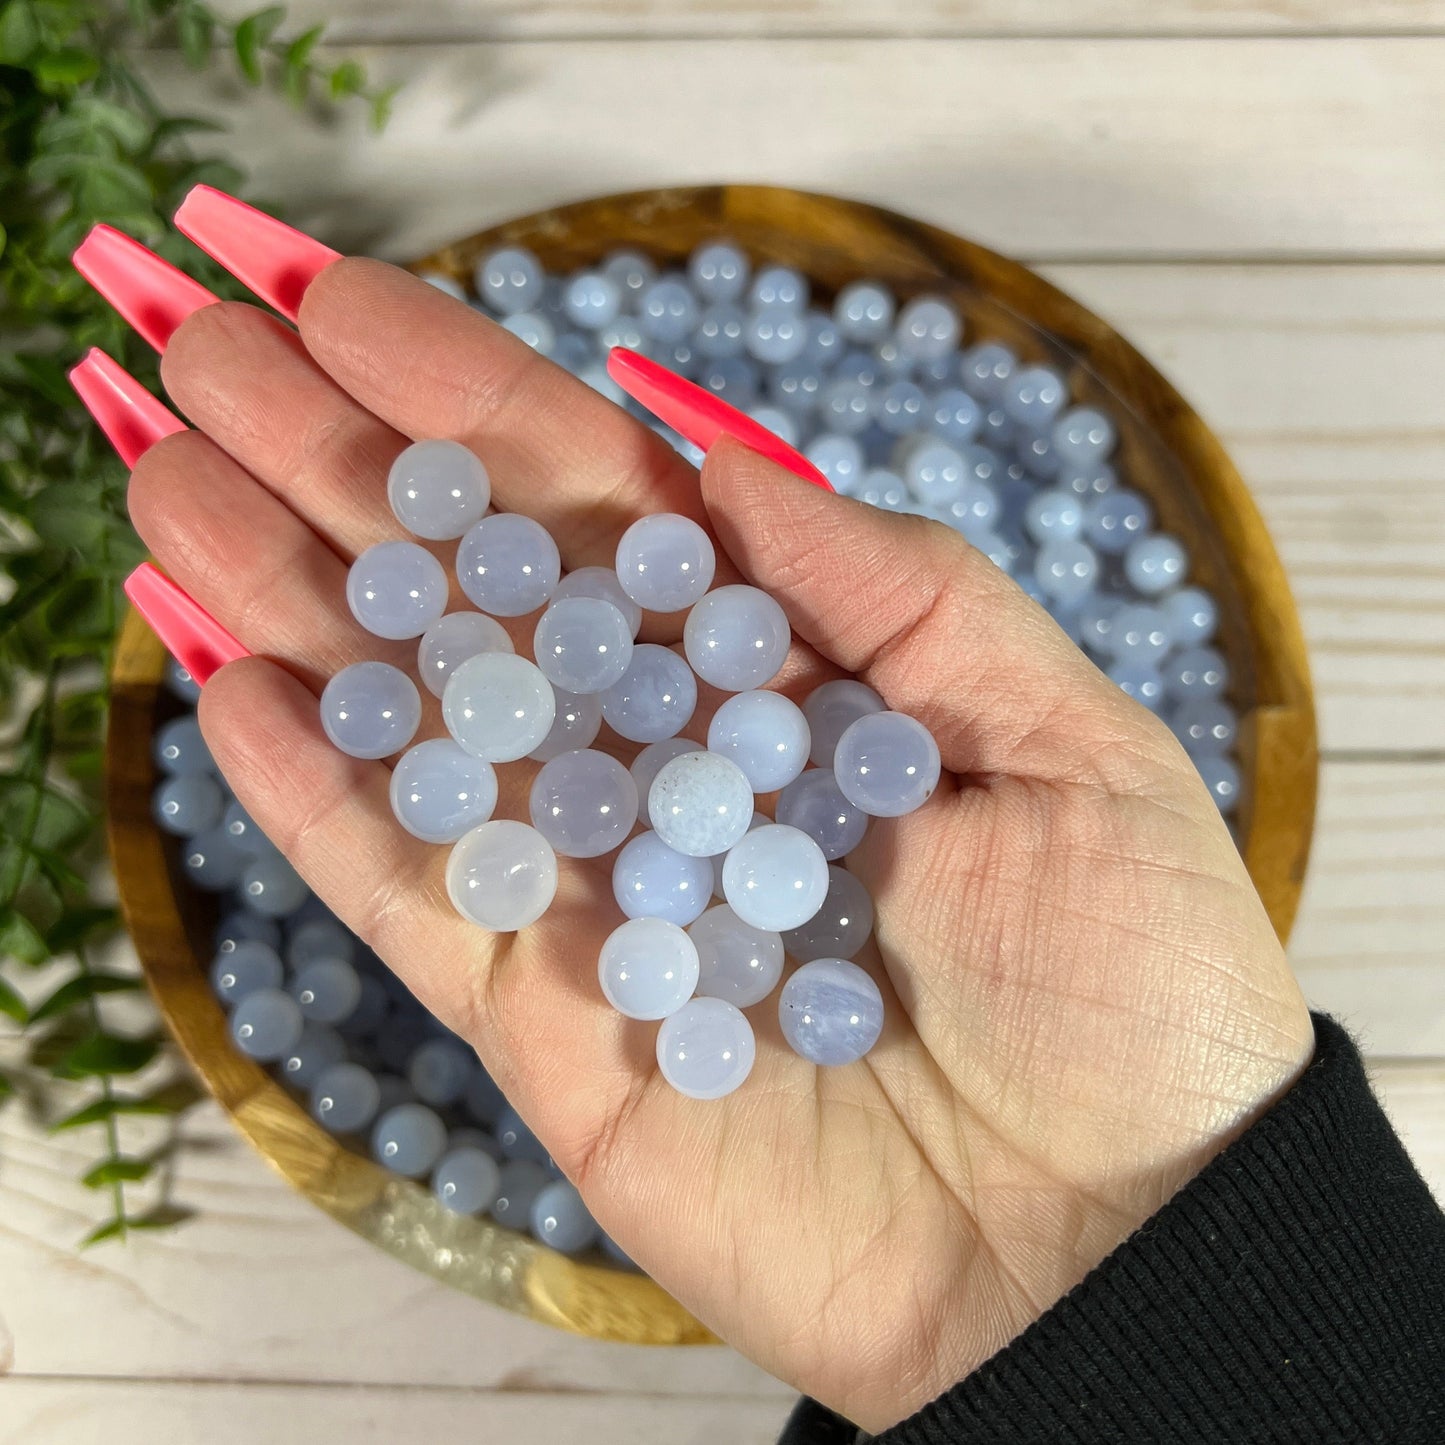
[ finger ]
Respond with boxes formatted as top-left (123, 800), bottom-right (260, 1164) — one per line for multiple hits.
top-left (701, 439), bottom-right (1156, 782)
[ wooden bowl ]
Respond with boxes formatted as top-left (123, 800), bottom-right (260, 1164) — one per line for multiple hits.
top-left (108, 184), bottom-right (1317, 1343)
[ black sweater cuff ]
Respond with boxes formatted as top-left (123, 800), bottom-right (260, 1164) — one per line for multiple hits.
top-left (782, 1014), bottom-right (1445, 1444)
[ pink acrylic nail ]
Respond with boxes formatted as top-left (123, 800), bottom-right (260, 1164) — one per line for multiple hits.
top-left (68, 349), bottom-right (186, 467)
top-left (72, 225), bottom-right (218, 353)
top-left (124, 564), bottom-right (249, 686)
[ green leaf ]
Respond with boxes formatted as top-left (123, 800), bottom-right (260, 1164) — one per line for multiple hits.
top-left (82, 1156), bottom-right (154, 1188)
top-left (129, 1203), bottom-right (196, 1231)
top-left (370, 82), bottom-right (401, 133)
top-left (0, 974), bottom-right (27, 1024)
top-left (30, 971), bottom-right (143, 1024)
top-left (177, 5), bottom-right (213, 67)
top-left (54, 1033), bottom-right (160, 1079)
top-left (35, 47), bottom-right (101, 89)
top-left (0, 908), bottom-right (49, 967)
top-left (50, 1081), bottom-right (202, 1133)
top-left (0, 2), bottom-right (40, 65)
top-left (81, 1217), bottom-right (128, 1247)
top-left (329, 59), bottom-right (364, 100)
top-left (46, 905), bottom-right (119, 955)
top-left (0, 1071), bottom-right (13, 1103)
top-left (283, 23), bottom-right (322, 103)
top-left (234, 5), bottom-right (285, 85)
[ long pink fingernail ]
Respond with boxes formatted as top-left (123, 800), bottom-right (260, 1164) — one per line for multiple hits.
top-left (606, 347), bottom-right (832, 491)
top-left (175, 184), bottom-right (340, 323)
top-left (68, 349), bottom-right (186, 467)
top-left (124, 564), bottom-right (249, 686)
top-left (73, 225), bottom-right (218, 354)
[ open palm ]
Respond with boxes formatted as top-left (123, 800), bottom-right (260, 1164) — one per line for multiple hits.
top-left (129, 257), bottom-right (1312, 1433)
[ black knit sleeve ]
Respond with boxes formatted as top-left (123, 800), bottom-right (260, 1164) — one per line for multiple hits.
top-left (781, 1014), bottom-right (1445, 1444)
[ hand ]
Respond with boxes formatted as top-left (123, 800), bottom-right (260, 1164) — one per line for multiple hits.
top-left (130, 256), bottom-right (1314, 1433)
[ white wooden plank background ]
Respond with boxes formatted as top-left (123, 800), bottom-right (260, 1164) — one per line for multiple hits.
top-left (4, 19), bottom-right (1443, 1443)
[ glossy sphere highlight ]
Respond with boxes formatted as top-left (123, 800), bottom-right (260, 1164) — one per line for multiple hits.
top-left (615, 514), bottom-right (716, 614)
top-left (1124, 534), bottom-right (1189, 595)
top-left (390, 738), bottom-right (498, 843)
top-left (456, 513), bottom-right (561, 616)
top-left (656, 998), bottom-right (756, 1100)
top-left (310, 1062), bottom-right (381, 1134)
top-left (802, 680), bottom-right (886, 767)
top-left (230, 987), bottom-right (303, 1061)
top-left (347, 540), bottom-right (448, 640)
top-left (371, 1103), bottom-right (448, 1178)
top-left (684, 585), bottom-right (791, 692)
top-left (387, 439), bottom-right (491, 540)
top-left (417, 612), bottom-right (514, 698)
top-left (152, 773), bottom-right (223, 836)
top-left (648, 751), bottom-right (754, 859)
top-left (291, 957), bottom-right (361, 1025)
top-left (475, 246), bottom-right (545, 314)
top-left (528, 689), bottom-right (602, 761)
top-left (154, 716), bottom-right (213, 774)
top-left (531, 1180), bottom-right (599, 1254)
top-left (533, 597), bottom-right (633, 694)
top-left (209, 939), bottom-right (282, 1008)
top-left (834, 712), bottom-right (941, 818)
top-left (447, 820), bottom-right (558, 931)
top-left (630, 737), bottom-right (696, 827)
top-left (612, 831), bottom-right (713, 926)
top-left (782, 866), bottom-right (875, 961)
top-left (706, 690), bottom-right (811, 793)
top-left (689, 905), bottom-right (784, 1008)
top-left (492, 1161), bottom-right (549, 1229)
top-left (600, 644), bottom-right (697, 743)
top-left (722, 824), bottom-right (830, 932)
top-left (775, 769), bottom-right (869, 860)
top-left (552, 566), bottom-right (643, 638)
top-left (779, 959), bottom-right (884, 1066)
top-left (433, 1146), bottom-right (501, 1215)
top-left (529, 749), bottom-right (638, 858)
top-left (320, 662), bottom-right (421, 760)
top-left (598, 917), bottom-right (700, 1019)
top-left (240, 853), bottom-right (310, 918)
top-left (442, 652), bottom-right (556, 763)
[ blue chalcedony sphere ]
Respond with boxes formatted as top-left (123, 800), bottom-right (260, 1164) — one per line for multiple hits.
top-left (417, 611), bottom-right (514, 698)
top-left (775, 768), bottom-right (870, 860)
top-left (612, 831), bottom-right (713, 926)
top-left (684, 585), bottom-right (791, 692)
top-left (442, 651), bottom-right (556, 763)
top-left (648, 751), bottom-right (755, 858)
top-left (320, 661), bottom-right (421, 760)
top-left (707, 690), bottom-right (811, 793)
top-left (688, 904), bottom-right (784, 1009)
top-left (615, 513), bottom-right (716, 614)
top-left (531, 1180), bottom-right (599, 1254)
top-left (347, 540), bottom-right (449, 640)
top-left (456, 512), bottom-right (561, 617)
top-left (600, 644), bottom-right (697, 743)
top-left (529, 749), bottom-right (638, 858)
top-left (552, 566), bottom-right (643, 637)
top-left (433, 1146), bottom-right (501, 1215)
top-left (390, 738), bottom-right (498, 844)
top-left (387, 439), bottom-right (491, 541)
top-left (371, 1102), bottom-right (448, 1177)
top-left (656, 997), bottom-right (756, 1099)
top-left (598, 916), bottom-right (700, 1020)
top-left (833, 711), bottom-right (941, 818)
top-left (781, 866), bottom-right (874, 962)
top-left (533, 597), bottom-right (634, 694)
top-left (778, 958), bottom-right (884, 1066)
top-left (446, 820), bottom-right (557, 931)
top-left (721, 824), bottom-right (830, 933)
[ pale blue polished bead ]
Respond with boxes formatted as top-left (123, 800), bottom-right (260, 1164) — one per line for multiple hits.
top-left (310, 1061), bottom-right (381, 1134)
top-left (1034, 538), bottom-right (1100, 604)
top-left (1163, 586), bottom-right (1219, 648)
top-left (933, 476), bottom-right (1002, 538)
top-left (694, 302), bottom-right (747, 358)
top-left (1196, 754), bottom-right (1240, 813)
top-left (279, 1023), bottom-right (347, 1090)
top-left (552, 566), bottom-right (643, 638)
top-left (776, 768), bottom-right (870, 861)
top-left (927, 388), bottom-right (983, 444)
top-left (420, 271), bottom-right (467, 302)
top-left (221, 799), bottom-right (268, 855)
top-left (638, 276), bottom-right (701, 342)
top-left (801, 680), bottom-right (886, 767)
top-left (768, 358), bottom-right (824, 413)
top-left (240, 852), bottom-right (309, 917)
top-left (895, 295), bottom-right (962, 362)
top-left (856, 470), bottom-right (909, 511)
top-left (1109, 663), bottom-right (1166, 712)
top-left (442, 652), bottom-right (556, 763)
top-left (530, 748), bottom-right (638, 858)
top-left (491, 1160), bottom-right (549, 1229)
top-left (874, 379), bottom-right (927, 435)
top-left (834, 711), bottom-right (941, 818)
top-left (447, 820), bottom-right (557, 931)
top-left (218, 909), bottom-right (282, 955)
top-left (1060, 462), bottom-right (1118, 500)
top-left (474, 247), bottom-right (545, 315)
top-left (285, 916), bottom-right (355, 969)
top-left (292, 956), bottom-right (361, 1024)
top-left (1108, 605), bottom-right (1173, 667)
top-left (152, 772), bottom-right (223, 836)
top-left (745, 303), bottom-right (808, 365)
top-left (707, 690), bottom-right (811, 793)
top-left (819, 378), bottom-right (873, 434)
top-left (1124, 533), bottom-right (1189, 595)
top-left (598, 916), bottom-right (700, 1019)
top-left (165, 657), bottom-right (202, 704)
top-left (528, 688), bottom-right (603, 762)
top-left (387, 439), bottom-right (491, 541)
top-left (433, 1145), bottom-right (501, 1215)
top-left (1053, 406), bottom-right (1116, 467)
top-left (552, 332), bottom-right (593, 373)
top-left (613, 831), bottom-right (713, 926)
top-left (615, 513), bottom-right (716, 613)
top-left (834, 281), bottom-right (895, 344)
top-left (689, 242), bottom-right (750, 302)
top-left (408, 1038), bottom-right (474, 1106)
top-left (231, 986), bottom-right (304, 1061)
top-left (778, 958), bottom-right (883, 1066)
top-left (371, 1102), bottom-right (447, 1178)
top-left (971, 529), bottom-right (1015, 571)
top-left (1078, 595), bottom-right (1125, 657)
top-left (805, 434), bottom-right (865, 493)
top-left (722, 823), bottom-right (829, 932)
top-left (1172, 699), bottom-right (1239, 755)
top-left (210, 939), bottom-right (283, 1008)
top-left (801, 312), bottom-right (843, 367)
top-left (903, 439), bottom-right (966, 506)
top-left (600, 644), bottom-right (697, 742)
top-left (562, 271), bottom-right (622, 329)
top-left (1017, 429), bottom-right (1060, 479)
top-left (456, 513), bottom-right (561, 617)
top-left (417, 611), bottom-right (514, 699)
top-left (534, 597), bottom-right (634, 694)
top-left (649, 751), bottom-right (754, 858)
top-left (597, 314), bottom-right (647, 356)
top-left (501, 310), bottom-right (556, 355)
top-left (709, 809), bottom-right (766, 899)
top-left (1167, 646), bottom-right (1229, 702)
top-left (689, 904), bottom-right (784, 1008)
top-left (873, 336), bottom-right (916, 379)
top-left (154, 716), bottom-right (213, 774)
top-left (532, 1180), bottom-right (598, 1254)
top-left (631, 738), bottom-right (698, 827)
top-left (1001, 365), bottom-right (1069, 429)
top-left (749, 265), bottom-right (809, 311)
top-left (656, 997), bottom-right (755, 1099)
top-left (782, 866), bottom-right (874, 962)
top-left (980, 405), bottom-right (1017, 451)
top-left (745, 404), bottom-right (801, 448)
top-left (684, 585), bottom-right (791, 692)
top-left (390, 738), bottom-right (498, 843)
top-left (1023, 489), bottom-right (1084, 545)
top-left (960, 342), bottom-right (1018, 402)
top-left (347, 540), bottom-right (448, 640)
top-left (1083, 489), bottom-right (1153, 554)
top-left (600, 248), bottom-right (657, 307)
